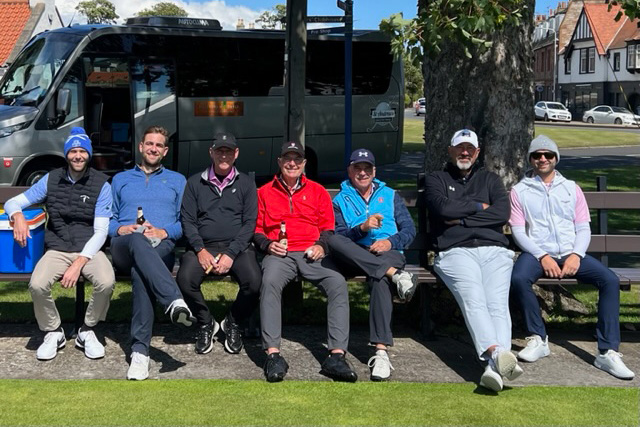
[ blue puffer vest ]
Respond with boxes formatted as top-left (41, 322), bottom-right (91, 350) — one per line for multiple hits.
top-left (333, 178), bottom-right (398, 247)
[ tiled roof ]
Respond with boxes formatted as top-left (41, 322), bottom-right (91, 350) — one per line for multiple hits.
top-left (583, 3), bottom-right (626, 55)
top-left (608, 15), bottom-right (639, 49)
top-left (0, 0), bottom-right (31, 65)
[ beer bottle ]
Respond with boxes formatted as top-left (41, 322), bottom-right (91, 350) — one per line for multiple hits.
top-left (278, 221), bottom-right (288, 251)
top-left (136, 207), bottom-right (145, 225)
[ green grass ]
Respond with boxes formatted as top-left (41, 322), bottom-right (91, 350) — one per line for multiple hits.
top-left (534, 126), bottom-right (640, 148)
top-left (403, 120), bottom-right (640, 151)
top-left (402, 120), bottom-right (425, 152)
top-left (0, 380), bottom-right (637, 425)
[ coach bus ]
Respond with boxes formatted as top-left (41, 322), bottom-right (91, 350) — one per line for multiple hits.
top-left (0, 17), bottom-right (403, 186)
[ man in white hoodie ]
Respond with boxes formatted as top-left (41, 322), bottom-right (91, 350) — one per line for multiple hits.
top-left (509, 135), bottom-right (634, 380)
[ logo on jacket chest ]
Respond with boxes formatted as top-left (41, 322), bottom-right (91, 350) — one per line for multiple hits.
top-left (448, 186), bottom-right (456, 192)
top-left (79, 195), bottom-right (90, 203)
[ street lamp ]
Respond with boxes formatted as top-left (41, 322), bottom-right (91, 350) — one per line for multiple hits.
top-left (543, 22), bottom-right (558, 102)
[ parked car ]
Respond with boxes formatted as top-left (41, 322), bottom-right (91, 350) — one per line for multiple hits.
top-left (414, 98), bottom-right (425, 116)
top-left (534, 101), bottom-right (572, 122)
top-left (582, 105), bottom-right (640, 125)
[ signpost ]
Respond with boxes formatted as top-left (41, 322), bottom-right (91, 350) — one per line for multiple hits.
top-left (286, 0), bottom-right (354, 171)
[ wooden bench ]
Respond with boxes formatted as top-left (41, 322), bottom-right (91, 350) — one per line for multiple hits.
top-left (1, 176), bottom-right (639, 338)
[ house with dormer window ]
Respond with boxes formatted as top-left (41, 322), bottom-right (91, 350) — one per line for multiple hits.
top-left (558, 2), bottom-right (640, 119)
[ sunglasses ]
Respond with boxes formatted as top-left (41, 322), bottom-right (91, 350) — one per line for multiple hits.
top-left (530, 152), bottom-right (556, 160)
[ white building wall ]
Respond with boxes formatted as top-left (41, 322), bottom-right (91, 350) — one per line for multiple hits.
top-left (558, 40), bottom-right (608, 85)
top-left (29, 0), bottom-right (63, 35)
top-left (608, 47), bottom-right (640, 82)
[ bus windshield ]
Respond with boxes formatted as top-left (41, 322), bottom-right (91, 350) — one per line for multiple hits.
top-left (0, 32), bottom-right (81, 107)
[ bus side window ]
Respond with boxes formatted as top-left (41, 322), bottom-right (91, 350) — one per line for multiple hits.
top-left (35, 60), bottom-right (82, 130)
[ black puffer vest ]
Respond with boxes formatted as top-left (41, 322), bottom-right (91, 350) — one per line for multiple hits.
top-left (45, 167), bottom-right (109, 252)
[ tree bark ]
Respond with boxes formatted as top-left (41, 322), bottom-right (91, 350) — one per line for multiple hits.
top-left (420, 0), bottom-right (536, 188)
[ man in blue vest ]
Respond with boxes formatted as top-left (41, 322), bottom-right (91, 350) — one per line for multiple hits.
top-left (109, 125), bottom-right (193, 381)
top-left (328, 148), bottom-right (417, 381)
top-left (5, 127), bottom-right (114, 361)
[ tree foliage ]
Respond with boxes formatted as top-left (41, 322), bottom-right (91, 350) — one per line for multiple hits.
top-left (255, 4), bottom-right (286, 29)
top-left (136, 2), bottom-right (188, 17)
top-left (610, 0), bottom-right (640, 20)
top-left (75, 0), bottom-right (119, 24)
top-left (381, 0), bottom-right (525, 61)
top-left (404, 55), bottom-right (423, 104)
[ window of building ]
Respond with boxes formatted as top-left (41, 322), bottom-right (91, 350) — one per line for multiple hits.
top-left (565, 55), bottom-right (571, 74)
top-left (628, 44), bottom-right (636, 69)
top-left (613, 52), bottom-right (620, 71)
top-left (580, 47), bottom-right (595, 73)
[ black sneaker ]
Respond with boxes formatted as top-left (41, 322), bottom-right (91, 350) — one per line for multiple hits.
top-left (263, 352), bottom-right (289, 383)
top-left (320, 353), bottom-right (358, 382)
top-left (195, 320), bottom-right (219, 354)
top-left (221, 315), bottom-right (243, 354)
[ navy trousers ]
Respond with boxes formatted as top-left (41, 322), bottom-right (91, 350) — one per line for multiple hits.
top-left (111, 233), bottom-right (183, 356)
top-left (510, 252), bottom-right (621, 351)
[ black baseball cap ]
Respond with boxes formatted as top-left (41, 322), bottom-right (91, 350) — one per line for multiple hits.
top-left (349, 148), bottom-right (375, 166)
top-left (211, 132), bottom-right (237, 149)
top-left (280, 141), bottom-right (305, 157)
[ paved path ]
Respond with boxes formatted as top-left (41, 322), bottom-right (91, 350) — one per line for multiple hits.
top-left (1, 324), bottom-right (637, 387)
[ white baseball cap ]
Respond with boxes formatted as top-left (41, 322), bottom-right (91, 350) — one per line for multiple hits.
top-left (451, 129), bottom-right (479, 148)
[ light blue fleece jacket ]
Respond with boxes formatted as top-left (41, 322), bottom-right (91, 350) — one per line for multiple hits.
top-left (108, 165), bottom-right (186, 241)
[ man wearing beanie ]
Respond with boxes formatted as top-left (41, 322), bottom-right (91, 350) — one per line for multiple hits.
top-left (109, 125), bottom-right (193, 381)
top-left (4, 127), bottom-right (115, 361)
top-left (510, 135), bottom-right (634, 380)
top-left (426, 129), bottom-right (522, 392)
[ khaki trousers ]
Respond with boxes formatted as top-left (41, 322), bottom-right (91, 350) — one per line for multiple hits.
top-left (29, 250), bottom-right (115, 331)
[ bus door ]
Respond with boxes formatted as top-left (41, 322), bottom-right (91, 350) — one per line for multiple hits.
top-left (83, 56), bottom-right (134, 172)
top-left (130, 59), bottom-right (177, 169)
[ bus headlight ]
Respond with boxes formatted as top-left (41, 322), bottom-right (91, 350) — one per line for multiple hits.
top-left (0, 121), bottom-right (30, 138)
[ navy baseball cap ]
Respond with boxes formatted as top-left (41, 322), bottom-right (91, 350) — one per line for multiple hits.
top-left (280, 141), bottom-right (305, 157)
top-left (211, 132), bottom-right (237, 149)
top-left (349, 149), bottom-right (375, 166)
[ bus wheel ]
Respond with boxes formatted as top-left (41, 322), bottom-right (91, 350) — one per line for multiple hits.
top-left (18, 161), bottom-right (61, 186)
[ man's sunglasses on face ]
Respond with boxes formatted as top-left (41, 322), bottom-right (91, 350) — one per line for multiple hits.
top-left (531, 152), bottom-right (556, 160)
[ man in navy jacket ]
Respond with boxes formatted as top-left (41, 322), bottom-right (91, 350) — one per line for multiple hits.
top-left (328, 149), bottom-right (416, 381)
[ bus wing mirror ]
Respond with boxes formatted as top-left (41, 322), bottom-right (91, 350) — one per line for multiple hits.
top-left (56, 88), bottom-right (71, 116)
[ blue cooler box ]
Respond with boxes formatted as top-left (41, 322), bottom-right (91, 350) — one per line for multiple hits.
top-left (0, 208), bottom-right (46, 273)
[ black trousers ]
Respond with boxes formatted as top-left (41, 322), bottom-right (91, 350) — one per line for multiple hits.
top-left (177, 244), bottom-right (262, 325)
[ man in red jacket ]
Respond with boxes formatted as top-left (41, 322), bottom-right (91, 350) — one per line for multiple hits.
top-left (254, 141), bottom-right (357, 383)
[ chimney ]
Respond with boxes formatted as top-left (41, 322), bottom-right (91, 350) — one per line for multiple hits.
top-left (236, 18), bottom-right (245, 29)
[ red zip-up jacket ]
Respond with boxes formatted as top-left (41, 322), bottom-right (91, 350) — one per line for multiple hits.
top-left (254, 174), bottom-right (334, 252)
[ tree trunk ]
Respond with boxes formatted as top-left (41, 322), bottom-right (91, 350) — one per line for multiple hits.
top-left (420, 0), bottom-right (536, 188)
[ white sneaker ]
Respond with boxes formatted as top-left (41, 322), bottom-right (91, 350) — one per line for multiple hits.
top-left (493, 349), bottom-right (518, 379)
top-left (127, 352), bottom-right (150, 380)
top-left (367, 350), bottom-right (394, 381)
top-left (594, 350), bottom-right (635, 380)
top-left (504, 362), bottom-right (524, 381)
top-left (75, 329), bottom-right (105, 359)
top-left (517, 335), bottom-right (550, 362)
top-left (36, 329), bottom-right (66, 360)
top-left (392, 270), bottom-right (418, 302)
top-left (479, 364), bottom-right (503, 392)
top-left (167, 299), bottom-right (196, 327)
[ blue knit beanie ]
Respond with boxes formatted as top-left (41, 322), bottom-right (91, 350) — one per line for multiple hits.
top-left (64, 127), bottom-right (92, 158)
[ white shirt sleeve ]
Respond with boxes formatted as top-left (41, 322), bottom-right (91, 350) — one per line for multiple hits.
top-left (511, 225), bottom-right (547, 260)
top-left (79, 216), bottom-right (109, 259)
top-left (572, 222), bottom-right (591, 258)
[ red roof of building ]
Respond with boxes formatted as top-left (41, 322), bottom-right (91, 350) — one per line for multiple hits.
top-left (583, 3), bottom-right (627, 55)
top-left (0, 0), bottom-right (31, 65)
top-left (608, 14), bottom-right (640, 49)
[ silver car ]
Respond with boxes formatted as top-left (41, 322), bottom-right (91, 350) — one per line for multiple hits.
top-left (534, 101), bottom-right (572, 122)
top-left (582, 105), bottom-right (640, 125)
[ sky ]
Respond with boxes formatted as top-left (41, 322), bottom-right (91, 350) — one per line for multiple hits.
top-left (56, 0), bottom-right (562, 33)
